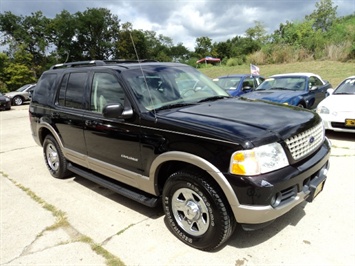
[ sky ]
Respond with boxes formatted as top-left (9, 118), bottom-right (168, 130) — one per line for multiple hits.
top-left (0, 0), bottom-right (354, 50)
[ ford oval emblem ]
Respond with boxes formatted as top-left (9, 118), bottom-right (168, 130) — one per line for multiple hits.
top-left (309, 136), bottom-right (315, 144)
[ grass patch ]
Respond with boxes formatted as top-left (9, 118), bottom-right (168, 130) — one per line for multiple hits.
top-left (116, 224), bottom-right (135, 236)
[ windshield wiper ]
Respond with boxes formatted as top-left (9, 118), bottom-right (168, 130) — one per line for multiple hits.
top-left (198, 96), bottom-right (230, 103)
top-left (270, 87), bottom-right (289, 90)
top-left (154, 103), bottom-right (195, 111)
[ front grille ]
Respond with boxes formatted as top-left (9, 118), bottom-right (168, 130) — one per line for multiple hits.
top-left (285, 122), bottom-right (324, 161)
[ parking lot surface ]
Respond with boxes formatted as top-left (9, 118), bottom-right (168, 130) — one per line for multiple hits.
top-left (1, 105), bottom-right (354, 265)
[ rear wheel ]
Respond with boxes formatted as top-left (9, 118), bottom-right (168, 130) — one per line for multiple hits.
top-left (163, 170), bottom-right (235, 251)
top-left (43, 135), bottom-right (71, 179)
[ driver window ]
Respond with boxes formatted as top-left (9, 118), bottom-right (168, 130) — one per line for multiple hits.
top-left (91, 72), bottom-right (125, 113)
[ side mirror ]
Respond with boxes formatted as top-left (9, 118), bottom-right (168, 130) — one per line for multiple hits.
top-left (242, 86), bottom-right (252, 91)
top-left (103, 103), bottom-right (133, 119)
top-left (326, 88), bottom-right (334, 96)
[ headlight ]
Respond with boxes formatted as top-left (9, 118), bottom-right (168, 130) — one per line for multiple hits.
top-left (317, 106), bottom-right (330, 114)
top-left (230, 142), bottom-right (289, 175)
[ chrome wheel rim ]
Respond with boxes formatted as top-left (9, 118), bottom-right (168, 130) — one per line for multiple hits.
top-left (46, 143), bottom-right (59, 171)
top-left (14, 97), bottom-right (22, 105)
top-left (171, 188), bottom-right (210, 236)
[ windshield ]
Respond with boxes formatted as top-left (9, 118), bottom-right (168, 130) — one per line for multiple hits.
top-left (16, 84), bottom-right (32, 92)
top-left (214, 77), bottom-right (242, 90)
top-left (334, 78), bottom-right (355, 95)
top-left (123, 65), bottom-right (229, 110)
top-left (256, 77), bottom-right (306, 91)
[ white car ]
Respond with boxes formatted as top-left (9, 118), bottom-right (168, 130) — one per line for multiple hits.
top-left (316, 76), bottom-right (355, 133)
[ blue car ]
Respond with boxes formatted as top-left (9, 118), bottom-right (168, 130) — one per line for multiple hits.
top-left (243, 73), bottom-right (332, 109)
top-left (213, 74), bottom-right (265, 97)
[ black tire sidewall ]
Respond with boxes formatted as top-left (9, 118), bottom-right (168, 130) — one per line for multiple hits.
top-left (163, 172), bottom-right (232, 250)
top-left (43, 135), bottom-right (69, 179)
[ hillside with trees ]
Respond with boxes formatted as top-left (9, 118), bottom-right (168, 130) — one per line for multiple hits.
top-left (0, 0), bottom-right (354, 92)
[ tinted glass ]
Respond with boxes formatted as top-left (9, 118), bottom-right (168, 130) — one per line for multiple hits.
top-left (58, 72), bottom-right (87, 109)
top-left (32, 73), bottom-right (57, 104)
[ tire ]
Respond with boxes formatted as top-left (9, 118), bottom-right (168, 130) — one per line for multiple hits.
top-left (12, 96), bottom-right (23, 106)
top-left (43, 135), bottom-right (71, 179)
top-left (163, 170), bottom-right (236, 251)
top-left (297, 103), bottom-right (305, 108)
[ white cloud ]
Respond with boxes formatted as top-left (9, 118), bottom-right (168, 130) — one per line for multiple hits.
top-left (0, 0), bottom-right (353, 52)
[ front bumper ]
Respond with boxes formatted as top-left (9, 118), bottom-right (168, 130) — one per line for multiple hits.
top-left (320, 113), bottom-right (355, 133)
top-left (227, 137), bottom-right (331, 225)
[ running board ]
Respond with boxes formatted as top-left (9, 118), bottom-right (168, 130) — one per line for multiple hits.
top-left (67, 163), bottom-right (159, 207)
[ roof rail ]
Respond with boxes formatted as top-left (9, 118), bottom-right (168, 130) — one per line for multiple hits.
top-left (102, 59), bottom-right (158, 64)
top-left (50, 59), bottom-right (158, 69)
top-left (50, 60), bottom-right (106, 69)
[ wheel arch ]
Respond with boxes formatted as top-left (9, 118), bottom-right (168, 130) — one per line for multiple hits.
top-left (37, 122), bottom-right (64, 149)
top-left (151, 151), bottom-right (241, 213)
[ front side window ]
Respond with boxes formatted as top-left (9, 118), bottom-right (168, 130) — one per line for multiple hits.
top-left (90, 72), bottom-right (125, 113)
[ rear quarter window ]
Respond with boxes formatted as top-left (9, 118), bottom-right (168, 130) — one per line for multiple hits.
top-left (32, 73), bottom-right (57, 104)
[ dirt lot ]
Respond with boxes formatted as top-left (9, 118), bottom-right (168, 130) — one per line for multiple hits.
top-left (1, 104), bottom-right (354, 266)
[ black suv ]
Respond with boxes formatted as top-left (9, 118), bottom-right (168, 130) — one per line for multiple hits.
top-left (29, 60), bottom-right (331, 251)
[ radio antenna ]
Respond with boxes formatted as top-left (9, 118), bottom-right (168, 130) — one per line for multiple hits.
top-left (129, 32), bottom-right (157, 120)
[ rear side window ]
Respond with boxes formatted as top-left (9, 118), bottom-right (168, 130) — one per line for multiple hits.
top-left (57, 72), bottom-right (87, 109)
top-left (32, 73), bottom-right (57, 104)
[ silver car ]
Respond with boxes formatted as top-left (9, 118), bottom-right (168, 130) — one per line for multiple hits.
top-left (5, 83), bottom-right (36, 106)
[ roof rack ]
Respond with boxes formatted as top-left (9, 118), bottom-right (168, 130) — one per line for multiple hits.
top-left (50, 59), bottom-right (158, 69)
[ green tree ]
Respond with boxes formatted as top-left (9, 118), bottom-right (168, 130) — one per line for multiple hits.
top-left (115, 22), bottom-right (148, 60)
top-left (74, 8), bottom-right (121, 60)
top-left (305, 0), bottom-right (338, 32)
top-left (0, 11), bottom-right (50, 65)
top-left (245, 21), bottom-right (267, 43)
top-left (48, 10), bottom-right (78, 62)
top-left (194, 36), bottom-right (212, 58)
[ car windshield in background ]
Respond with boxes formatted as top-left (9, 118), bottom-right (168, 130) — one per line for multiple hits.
top-left (215, 77), bottom-right (242, 90)
top-left (16, 84), bottom-right (32, 92)
top-left (334, 78), bottom-right (355, 95)
top-left (256, 77), bottom-right (307, 91)
top-left (123, 65), bottom-right (229, 110)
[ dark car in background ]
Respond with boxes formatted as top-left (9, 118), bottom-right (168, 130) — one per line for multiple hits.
top-left (242, 73), bottom-right (332, 109)
top-left (5, 83), bottom-right (36, 106)
top-left (213, 74), bottom-right (265, 97)
top-left (0, 92), bottom-right (11, 111)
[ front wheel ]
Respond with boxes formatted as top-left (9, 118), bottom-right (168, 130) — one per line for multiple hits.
top-left (43, 135), bottom-right (71, 179)
top-left (163, 170), bottom-right (235, 251)
top-left (12, 96), bottom-right (23, 106)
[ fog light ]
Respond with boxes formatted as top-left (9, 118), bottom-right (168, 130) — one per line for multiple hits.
top-left (271, 192), bottom-right (282, 208)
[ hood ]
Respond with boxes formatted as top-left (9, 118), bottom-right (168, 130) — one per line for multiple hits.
top-left (5, 91), bottom-right (21, 97)
top-left (243, 90), bottom-right (304, 104)
top-left (319, 94), bottom-right (355, 111)
top-left (157, 98), bottom-right (319, 148)
top-left (0, 94), bottom-right (10, 100)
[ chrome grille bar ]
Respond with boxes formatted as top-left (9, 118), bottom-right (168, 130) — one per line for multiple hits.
top-left (285, 123), bottom-right (324, 160)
